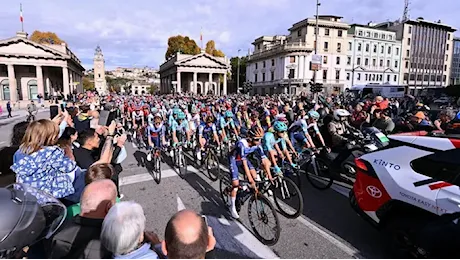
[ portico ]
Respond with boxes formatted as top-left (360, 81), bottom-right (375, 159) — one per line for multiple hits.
top-left (159, 51), bottom-right (230, 95)
top-left (0, 32), bottom-right (84, 104)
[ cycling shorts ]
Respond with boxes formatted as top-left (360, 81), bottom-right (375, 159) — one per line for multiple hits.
top-left (229, 157), bottom-right (254, 181)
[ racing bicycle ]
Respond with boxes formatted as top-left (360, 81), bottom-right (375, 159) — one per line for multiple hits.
top-left (173, 134), bottom-right (187, 178)
top-left (295, 147), bottom-right (333, 190)
top-left (201, 143), bottom-right (221, 181)
top-left (148, 146), bottom-right (162, 184)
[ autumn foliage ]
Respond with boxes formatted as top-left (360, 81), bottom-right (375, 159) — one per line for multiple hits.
top-left (165, 35), bottom-right (225, 59)
top-left (29, 30), bottom-right (65, 45)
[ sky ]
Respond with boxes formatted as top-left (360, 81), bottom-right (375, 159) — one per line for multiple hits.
top-left (0, 0), bottom-right (459, 70)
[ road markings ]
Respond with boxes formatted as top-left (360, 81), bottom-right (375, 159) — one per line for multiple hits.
top-left (119, 167), bottom-right (200, 186)
top-left (176, 194), bottom-right (186, 211)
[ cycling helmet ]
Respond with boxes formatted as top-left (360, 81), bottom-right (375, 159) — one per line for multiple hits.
top-left (0, 184), bottom-right (66, 258)
top-left (273, 121), bottom-right (288, 132)
top-left (177, 111), bottom-right (186, 120)
top-left (206, 115), bottom-right (215, 123)
top-left (308, 110), bottom-right (320, 121)
top-left (225, 111), bottom-right (234, 118)
top-left (190, 106), bottom-right (198, 114)
top-left (333, 109), bottom-right (351, 121)
top-left (248, 126), bottom-right (264, 139)
top-left (173, 108), bottom-right (181, 115)
top-left (151, 107), bottom-right (158, 114)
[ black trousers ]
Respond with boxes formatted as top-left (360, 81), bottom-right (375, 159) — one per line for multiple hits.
top-left (7, 109), bottom-right (12, 118)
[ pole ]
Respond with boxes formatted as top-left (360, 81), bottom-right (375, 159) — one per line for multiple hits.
top-left (20, 3), bottom-right (24, 32)
top-left (313, 0), bottom-right (320, 102)
top-left (237, 49), bottom-right (241, 93)
top-left (351, 37), bottom-right (356, 86)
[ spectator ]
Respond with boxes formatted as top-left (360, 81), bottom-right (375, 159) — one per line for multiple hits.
top-left (58, 127), bottom-right (78, 161)
top-left (0, 121), bottom-right (28, 187)
top-left (101, 201), bottom-right (160, 259)
top-left (372, 109), bottom-right (395, 134)
top-left (45, 179), bottom-right (117, 259)
top-left (6, 100), bottom-right (12, 118)
top-left (351, 103), bottom-right (367, 128)
top-left (434, 109), bottom-right (456, 132)
top-left (162, 210), bottom-right (216, 259)
top-left (73, 104), bottom-right (92, 132)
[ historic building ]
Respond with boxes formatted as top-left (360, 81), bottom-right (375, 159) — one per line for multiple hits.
top-left (159, 51), bottom-right (230, 95)
top-left (451, 37), bottom-right (460, 85)
top-left (246, 15), bottom-right (350, 95)
top-left (0, 31), bottom-right (84, 104)
top-left (93, 45), bottom-right (107, 94)
top-left (376, 18), bottom-right (456, 94)
top-left (345, 24), bottom-right (402, 89)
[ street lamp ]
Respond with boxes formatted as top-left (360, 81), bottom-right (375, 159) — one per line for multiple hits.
top-left (237, 49), bottom-right (241, 93)
top-left (312, 0), bottom-right (320, 102)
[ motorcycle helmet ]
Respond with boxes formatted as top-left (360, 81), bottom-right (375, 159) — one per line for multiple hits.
top-left (317, 107), bottom-right (328, 120)
top-left (333, 109), bottom-right (350, 121)
top-left (0, 184), bottom-right (66, 258)
top-left (308, 110), bottom-right (320, 121)
top-left (177, 111), bottom-right (186, 120)
top-left (273, 121), bottom-right (288, 132)
top-left (248, 126), bottom-right (264, 140)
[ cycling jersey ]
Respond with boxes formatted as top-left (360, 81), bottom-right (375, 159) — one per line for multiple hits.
top-left (289, 118), bottom-right (309, 134)
top-left (188, 113), bottom-right (201, 131)
top-left (198, 123), bottom-right (217, 140)
top-left (147, 114), bottom-right (154, 125)
top-left (228, 139), bottom-right (267, 181)
top-left (170, 120), bottom-right (189, 134)
top-left (219, 117), bottom-right (236, 130)
top-left (132, 111), bottom-right (144, 122)
top-left (262, 132), bottom-right (286, 152)
top-left (146, 123), bottom-right (165, 148)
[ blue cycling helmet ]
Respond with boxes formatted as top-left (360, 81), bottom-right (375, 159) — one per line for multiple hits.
top-left (177, 111), bottom-right (186, 120)
top-left (308, 110), bottom-right (320, 120)
top-left (225, 111), bottom-right (234, 118)
top-left (273, 121), bottom-right (288, 132)
top-left (173, 108), bottom-right (181, 115)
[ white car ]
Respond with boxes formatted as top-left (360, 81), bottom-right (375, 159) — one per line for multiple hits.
top-left (433, 97), bottom-right (450, 104)
top-left (350, 134), bottom-right (460, 257)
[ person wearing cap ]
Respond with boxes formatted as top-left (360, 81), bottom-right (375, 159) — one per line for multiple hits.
top-left (372, 108), bottom-right (395, 134)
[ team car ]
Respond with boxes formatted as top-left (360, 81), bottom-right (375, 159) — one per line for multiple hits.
top-left (350, 134), bottom-right (460, 258)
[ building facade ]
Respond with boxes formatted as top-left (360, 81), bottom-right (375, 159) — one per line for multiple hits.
top-left (451, 37), bottom-right (460, 85)
top-left (159, 51), bottom-right (230, 95)
top-left (0, 31), bottom-right (84, 105)
top-left (246, 15), bottom-right (350, 95)
top-left (345, 24), bottom-right (401, 89)
top-left (120, 79), bottom-right (151, 95)
top-left (376, 18), bottom-right (456, 94)
top-left (93, 45), bottom-right (107, 94)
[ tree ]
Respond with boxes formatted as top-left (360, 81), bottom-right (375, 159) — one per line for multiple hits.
top-left (148, 84), bottom-right (158, 94)
top-left (205, 40), bottom-right (225, 57)
top-left (29, 30), bottom-right (65, 45)
top-left (165, 35), bottom-right (200, 59)
top-left (82, 77), bottom-right (95, 91)
top-left (230, 56), bottom-right (248, 90)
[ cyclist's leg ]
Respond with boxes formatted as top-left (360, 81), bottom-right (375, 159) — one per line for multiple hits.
top-left (229, 157), bottom-right (241, 218)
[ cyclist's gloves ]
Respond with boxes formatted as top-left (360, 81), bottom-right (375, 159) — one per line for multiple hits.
top-left (290, 163), bottom-right (298, 168)
top-left (274, 166), bottom-right (281, 174)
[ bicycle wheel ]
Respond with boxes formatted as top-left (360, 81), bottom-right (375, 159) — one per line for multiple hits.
top-left (272, 177), bottom-right (303, 219)
top-left (219, 175), bottom-right (231, 206)
top-left (178, 149), bottom-right (187, 178)
top-left (153, 153), bottom-right (162, 184)
top-left (248, 194), bottom-right (281, 246)
top-left (206, 151), bottom-right (221, 181)
top-left (306, 157), bottom-right (333, 190)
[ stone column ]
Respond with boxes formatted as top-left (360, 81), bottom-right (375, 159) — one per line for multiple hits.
top-left (36, 65), bottom-right (44, 98)
top-left (223, 73), bottom-right (227, 95)
top-left (62, 66), bottom-right (70, 97)
top-left (193, 72), bottom-right (198, 94)
top-left (207, 73), bottom-right (213, 95)
top-left (299, 56), bottom-right (305, 79)
top-left (69, 71), bottom-right (74, 94)
top-left (7, 64), bottom-right (18, 102)
top-left (176, 71), bottom-right (181, 93)
top-left (46, 77), bottom-right (51, 95)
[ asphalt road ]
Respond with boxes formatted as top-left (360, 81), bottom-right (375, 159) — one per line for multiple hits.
top-left (0, 114), bottom-right (392, 259)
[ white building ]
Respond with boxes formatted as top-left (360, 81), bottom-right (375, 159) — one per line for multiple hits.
top-left (246, 15), bottom-right (350, 95)
top-left (345, 24), bottom-right (402, 89)
top-left (93, 46), bottom-right (107, 94)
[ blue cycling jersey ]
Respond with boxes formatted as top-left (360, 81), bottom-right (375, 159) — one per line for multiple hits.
top-left (229, 139), bottom-right (266, 161)
top-left (262, 132), bottom-right (286, 152)
top-left (171, 120), bottom-right (189, 133)
top-left (219, 117), bottom-right (235, 130)
top-left (198, 123), bottom-right (217, 139)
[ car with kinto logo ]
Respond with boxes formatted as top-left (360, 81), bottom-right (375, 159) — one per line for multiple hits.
top-left (349, 134), bottom-right (460, 258)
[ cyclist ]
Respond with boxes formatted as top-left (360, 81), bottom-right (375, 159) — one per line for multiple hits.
top-left (219, 111), bottom-right (238, 143)
top-left (227, 126), bottom-right (273, 219)
top-left (171, 111), bottom-right (190, 148)
top-left (262, 121), bottom-right (296, 172)
top-left (146, 115), bottom-right (167, 162)
top-left (288, 110), bottom-right (315, 153)
top-left (196, 115), bottom-right (220, 161)
top-left (306, 110), bottom-right (328, 149)
top-left (132, 106), bottom-right (145, 130)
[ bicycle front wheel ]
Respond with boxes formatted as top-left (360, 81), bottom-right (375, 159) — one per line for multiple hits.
top-left (153, 153), bottom-right (162, 184)
top-left (206, 151), bottom-right (221, 181)
top-left (306, 157), bottom-right (333, 190)
top-left (248, 194), bottom-right (281, 246)
top-left (273, 177), bottom-right (304, 219)
top-left (219, 175), bottom-right (231, 207)
top-left (178, 150), bottom-right (187, 178)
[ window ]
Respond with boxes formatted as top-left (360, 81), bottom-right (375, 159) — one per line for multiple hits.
top-left (410, 149), bottom-right (460, 187)
top-left (404, 73), bottom-right (408, 80)
top-left (323, 70), bottom-right (327, 80)
top-left (407, 38), bottom-right (411, 45)
top-left (406, 50), bottom-right (410, 56)
top-left (447, 44), bottom-right (450, 51)
top-left (263, 61), bottom-right (266, 68)
top-left (394, 60), bottom-right (398, 68)
top-left (379, 74), bottom-right (382, 81)
top-left (358, 43), bottom-right (362, 51)
top-left (448, 33), bottom-right (451, 40)
top-left (365, 43), bottom-right (370, 52)
top-left (380, 59), bottom-right (384, 67)
top-left (394, 75), bottom-right (397, 82)
top-left (337, 43), bottom-right (342, 52)
top-left (405, 61), bottom-right (409, 68)
top-left (271, 59), bottom-right (275, 66)
top-left (366, 31), bottom-right (370, 37)
top-left (0, 79), bottom-right (10, 100)
top-left (289, 69), bottom-right (295, 78)
top-left (445, 65), bottom-right (447, 71)
top-left (382, 34), bottom-right (386, 40)
top-left (372, 74), bottom-right (375, 81)
top-left (357, 73), bottom-right (361, 80)
top-left (374, 33), bottom-right (378, 38)
top-left (323, 56), bottom-right (328, 64)
top-left (373, 45), bottom-right (377, 53)
top-left (348, 42), bottom-right (352, 51)
top-left (347, 56), bottom-right (351, 65)
top-left (357, 57), bottom-right (361, 65)
top-left (325, 29), bottom-right (330, 36)
top-left (271, 71), bottom-right (275, 81)
top-left (388, 46), bottom-right (391, 54)
top-left (408, 26), bottom-right (412, 34)
top-left (262, 73), bottom-right (265, 81)
top-left (338, 30), bottom-right (343, 37)
top-left (365, 58), bottom-right (369, 66)
top-left (396, 47), bottom-right (399, 55)
top-left (381, 46), bottom-right (384, 54)
top-left (387, 75), bottom-right (390, 82)
top-left (255, 74), bottom-right (258, 82)
top-left (346, 73), bottom-right (350, 80)
top-left (358, 30), bottom-right (363, 36)
top-left (255, 63), bottom-right (258, 69)
top-left (297, 29), bottom-right (302, 37)
top-left (389, 35), bottom-right (393, 40)
top-left (324, 41), bottom-right (329, 50)
top-left (365, 74), bottom-right (368, 80)
top-left (290, 56), bottom-right (296, 63)
top-left (314, 28), bottom-right (317, 35)
top-left (335, 70), bottom-right (340, 80)
top-left (446, 54), bottom-right (449, 61)
top-left (387, 59), bottom-right (390, 67)
top-left (336, 57), bottom-right (340, 65)
top-left (98, 73), bottom-right (101, 78)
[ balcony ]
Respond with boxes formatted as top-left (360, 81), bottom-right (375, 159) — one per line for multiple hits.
top-left (249, 42), bottom-right (313, 61)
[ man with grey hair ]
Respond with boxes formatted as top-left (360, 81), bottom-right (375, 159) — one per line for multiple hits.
top-left (45, 179), bottom-right (117, 258)
top-left (101, 201), bottom-right (160, 259)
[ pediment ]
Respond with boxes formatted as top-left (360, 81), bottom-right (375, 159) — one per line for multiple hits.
top-left (176, 53), bottom-right (228, 68)
top-left (0, 38), bottom-right (65, 58)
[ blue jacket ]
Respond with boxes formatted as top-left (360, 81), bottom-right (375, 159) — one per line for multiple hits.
top-left (114, 243), bottom-right (159, 259)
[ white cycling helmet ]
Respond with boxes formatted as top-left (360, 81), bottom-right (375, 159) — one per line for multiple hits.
top-left (333, 109), bottom-right (351, 121)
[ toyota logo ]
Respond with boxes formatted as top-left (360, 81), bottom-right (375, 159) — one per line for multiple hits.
top-left (366, 185), bottom-right (382, 198)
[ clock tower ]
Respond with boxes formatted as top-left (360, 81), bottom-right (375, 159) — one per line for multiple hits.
top-left (93, 45), bottom-right (107, 94)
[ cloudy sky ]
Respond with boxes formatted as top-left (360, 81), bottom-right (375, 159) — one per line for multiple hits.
top-left (0, 0), bottom-right (458, 70)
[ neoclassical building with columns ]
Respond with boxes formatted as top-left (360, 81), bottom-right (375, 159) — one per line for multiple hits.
top-left (159, 51), bottom-right (230, 95)
top-left (0, 31), bottom-right (84, 105)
